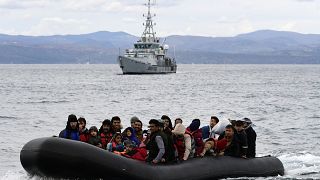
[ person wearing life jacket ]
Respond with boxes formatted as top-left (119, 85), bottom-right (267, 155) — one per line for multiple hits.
top-left (122, 127), bottom-right (140, 147)
top-left (202, 116), bottom-right (219, 141)
top-left (242, 117), bottom-right (256, 158)
top-left (161, 115), bottom-right (176, 163)
top-left (88, 126), bottom-right (102, 148)
top-left (78, 117), bottom-right (89, 143)
top-left (145, 119), bottom-right (168, 164)
top-left (107, 132), bottom-right (124, 153)
top-left (110, 116), bottom-right (122, 135)
top-left (98, 119), bottom-right (113, 149)
top-left (121, 140), bottom-right (147, 161)
top-left (186, 119), bottom-right (204, 157)
top-left (172, 123), bottom-right (194, 161)
top-left (59, 114), bottom-right (80, 141)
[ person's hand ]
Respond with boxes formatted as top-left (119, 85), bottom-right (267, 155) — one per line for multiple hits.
top-left (161, 158), bottom-right (166, 163)
top-left (152, 159), bottom-right (159, 164)
top-left (241, 155), bottom-right (247, 159)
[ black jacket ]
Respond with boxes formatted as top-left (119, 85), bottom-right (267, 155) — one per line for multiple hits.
top-left (245, 127), bottom-right (256, 158)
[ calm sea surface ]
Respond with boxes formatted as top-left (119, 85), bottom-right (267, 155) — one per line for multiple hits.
top-left (0, 64), bottom-right (319, 179)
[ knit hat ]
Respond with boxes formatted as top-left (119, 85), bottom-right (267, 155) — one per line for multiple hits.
top-left (130, 116), bottom-right (139, 123)
top-left (189, 119), bottom-right (200, 132)
top-left (68, 114), bottom-right (77, 122)
top-left (242, 117), bottom-right (252, 124)
top-left (89, 126), bottom-right (98, 132)
top-left (172, 123), bottom-right (186, 135)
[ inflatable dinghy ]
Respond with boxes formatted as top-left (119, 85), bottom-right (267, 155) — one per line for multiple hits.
top-left (20, 137), bottom-right (284, 179)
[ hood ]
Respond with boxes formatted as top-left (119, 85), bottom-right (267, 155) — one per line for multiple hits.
top-left (172, 123), bottom-right (186, 135)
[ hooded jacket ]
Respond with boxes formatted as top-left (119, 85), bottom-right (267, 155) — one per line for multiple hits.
top-left (123, 127), bottom-right (141, 147)
top-left (172, 124), bottom-right (193, 160)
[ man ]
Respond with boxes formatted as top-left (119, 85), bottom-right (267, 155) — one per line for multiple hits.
top-left (134, 120), bottom-right (144, 142)
top-left (146, 119), bottom-right (167, 164)
top-left (130, 116), bottom-right (140, 128)
top-left (78, 117), bottom-right (89, 142)
top-left (99, 119), bottom-right (113, 149)
top-left (202, 116), bottom-right (219, 141)
top-left (186, 119), bottom-right (204, 157)
top-left (223, 125), bottom-right (240, 157)
top-left (243, 118), bottom-right (256, 158)
top-left (234, 120), bottom-right (248, 158)
top-left (111, 116), bottom-right (122, 135)
top-left (59, 114), bottom-right (80, 141)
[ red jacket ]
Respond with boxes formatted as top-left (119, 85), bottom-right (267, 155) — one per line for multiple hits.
top-left (122, 147), bottom-right (147, 161)
top-left (186, 127), bottom-right (204, 156)
top-left (79, 129), bottom-right (89, 143)
top-left (100, 132), bottom-right (113, 149)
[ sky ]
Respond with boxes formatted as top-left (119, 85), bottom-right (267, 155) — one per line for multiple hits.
top-left (0, 0), bottom-right (319, 37)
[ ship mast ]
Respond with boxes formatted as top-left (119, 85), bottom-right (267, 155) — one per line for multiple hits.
top-left (141, 0), bottom-right (158, 43)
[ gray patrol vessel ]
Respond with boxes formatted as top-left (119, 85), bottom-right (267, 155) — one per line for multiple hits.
top-left (118, 0), bottom-right (177, 74)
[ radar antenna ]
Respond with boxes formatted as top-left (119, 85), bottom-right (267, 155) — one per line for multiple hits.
top-left (141, 0), bottom-right (158, 43)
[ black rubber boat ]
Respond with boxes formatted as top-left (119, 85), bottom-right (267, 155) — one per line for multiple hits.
top-left (20, 137), bottom-right (284, 180)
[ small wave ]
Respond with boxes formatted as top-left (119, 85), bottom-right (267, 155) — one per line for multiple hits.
top-left (0, 116), bottom-right (17, 119)
top-left (279, 153), bottom-right (320, 178)
top-left (26, 100), bottom-right (69, 104)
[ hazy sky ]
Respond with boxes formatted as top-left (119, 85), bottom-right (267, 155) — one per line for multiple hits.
top-left (0, 0), bottom-right (319, 37)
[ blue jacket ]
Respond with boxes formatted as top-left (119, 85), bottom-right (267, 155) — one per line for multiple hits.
top-left (59, 129), bottom-right (80, 141)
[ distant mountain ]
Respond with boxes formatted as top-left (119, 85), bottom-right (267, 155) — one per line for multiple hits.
top-left (0, 30), bottom-right (319, 64)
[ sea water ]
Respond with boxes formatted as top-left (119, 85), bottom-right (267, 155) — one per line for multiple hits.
top-left (0, 64), bottom-right (319, 179)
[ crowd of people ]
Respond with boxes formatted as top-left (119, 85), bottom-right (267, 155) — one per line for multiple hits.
top-left (58, 114), bottom-right (257, 164)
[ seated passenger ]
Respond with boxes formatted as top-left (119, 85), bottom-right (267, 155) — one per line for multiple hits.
top-left (172, 123), bottom-right (194, 161)
top-left (161, 115), bottom-right (176, 163)
top-left (107, 132), bottom-right (124, 153)
top-left (121, 140), bottom-right (147, 161)
top-left (78, 117), bottom-right (89, 142)
top-left (59, 114), bottom-right (80, 141)
top-left (146, 119), bottom-right (167, 164)
top-left (123, 127), bottom-right (140, 147)
top-left (202, 116), bottom-right (219, 141)
top-left (186, 119), bottom-right (204, 157)
top-left (98, 119), bottom-right (113, 149)
top-left (88, 126), bottom-right (102, 148)
top-left (200, 137), bottom-right (228, 157)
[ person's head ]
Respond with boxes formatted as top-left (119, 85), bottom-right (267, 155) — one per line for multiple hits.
top-left (210, 116), bottom-right (219, 128)
top-left (242, 117), bottom-right (252, 128)
top-left (174, 118), bottom-right (183, 127)
top-left (124, 127), bottom-right (135, 138)
top-left (67, 114), bottom-right (78, 130)
top-left (134, 120), bottom-right (143, 132)
top-left (189, 119), bottom-right (201, 132)
top-left (101, 119), bottom-right (111, 133)
top-left (111, 116), bottom-right (121, 132)
top-left (161, 115), bottom-right (173, 130)
top-left (149, 119), bottom-right (160, 133)
top-left (225, 124), bottom-right (235, 141)
top-left (124, 140), bottom-right (135, 152)
top-left (234, 120), bottom-right (244, 132)
top-left (78, 117), bottom-right (86, 131)
top-left (89, 126), bottom-right (98, 137)
top-left (130, 116), bottom-right (139, 128)
top-left (113, 133), bottom-right (123, 144)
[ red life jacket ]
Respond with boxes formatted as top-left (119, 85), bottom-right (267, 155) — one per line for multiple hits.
top-left (100, 132), bottom-right (113, 149)
top-left (174, 131), bottom-right (193, 160)
top-left (187, 127), bottom-right (204, 156)
top-left (79, 129), bottom-right (89, 143)
top-left (122, 147), bottom-right (147, 161)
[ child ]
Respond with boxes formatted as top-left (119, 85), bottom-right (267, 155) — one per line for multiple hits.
top-left (107, 132), bottom-right (124, 153)
top-left (123, 127), bottom-right (140, 147)
top-left (88, 126), bottom-right (102, 148)
top-left (121, 140), bottom-right (147, 161)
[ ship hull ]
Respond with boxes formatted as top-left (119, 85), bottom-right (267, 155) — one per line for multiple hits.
top-left (118, 56), bottom-right (177, 74)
